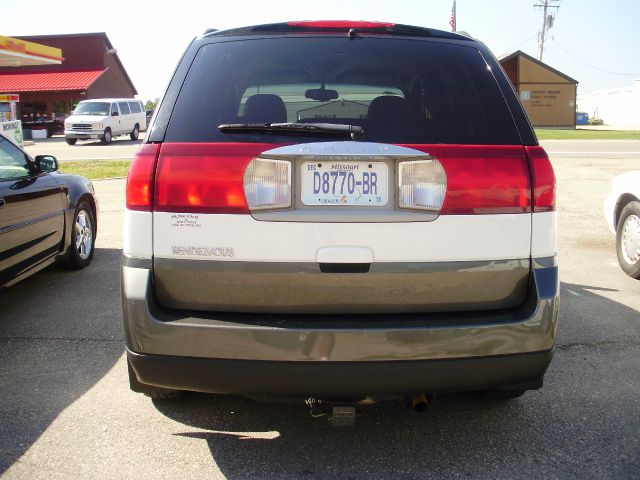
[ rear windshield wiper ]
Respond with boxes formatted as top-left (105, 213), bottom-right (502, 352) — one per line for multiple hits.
top-left (218, 122), bottom-right (364, 139)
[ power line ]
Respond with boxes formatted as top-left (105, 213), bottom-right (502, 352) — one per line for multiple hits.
top-left (551, 38), bottom-right (640, 76)
top-left (506, 32), bottom-right (538, 53)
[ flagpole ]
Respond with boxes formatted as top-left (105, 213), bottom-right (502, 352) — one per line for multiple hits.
top-left (450, 0), bottom-right (457, 32)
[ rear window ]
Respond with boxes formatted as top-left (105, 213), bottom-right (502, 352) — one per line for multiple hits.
top-left (165, 37), bottom-right (520, 145)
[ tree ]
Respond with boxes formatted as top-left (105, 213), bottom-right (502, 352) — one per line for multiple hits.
top-left (144, 98), bottom-right (159, 111)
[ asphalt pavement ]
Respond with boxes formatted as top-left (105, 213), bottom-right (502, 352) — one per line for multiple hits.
top-left (23, 134), bottom-right (146, 161)
top-left (0, 142), bottom-right (639, 479)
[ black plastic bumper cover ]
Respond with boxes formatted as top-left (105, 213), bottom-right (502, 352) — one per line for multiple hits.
top-left (127, 348), bottom-right (553, 396)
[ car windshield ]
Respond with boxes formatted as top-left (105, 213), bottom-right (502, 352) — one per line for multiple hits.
top-left (166, 37), bottom-right (520, 144)
top-left (73, 102), bottom-right (110, 116)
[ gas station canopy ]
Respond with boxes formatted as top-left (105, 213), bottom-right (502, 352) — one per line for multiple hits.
top-left (0, 35), bottom-right (63, 67)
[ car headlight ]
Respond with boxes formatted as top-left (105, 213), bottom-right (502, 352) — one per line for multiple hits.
top-left (93, 122), bottom-right (103, 129)
top-left (64, 122), bottom-right (71, 129)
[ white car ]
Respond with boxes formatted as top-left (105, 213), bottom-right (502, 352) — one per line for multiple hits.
top-left (64, 98), bottom-right (146, 145)
top-left (604, 171), bottom-right (640, 279)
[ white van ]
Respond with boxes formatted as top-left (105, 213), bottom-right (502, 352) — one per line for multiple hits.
top-left (64, 98), bottom-right (146, 145)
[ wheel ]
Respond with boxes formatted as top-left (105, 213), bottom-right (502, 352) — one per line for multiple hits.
top-left (127, 361), bottom-right (182, 399)
top-left (65, 200), bottom-right (96, 269)
top-left (65, 137), bottom-right (77, 145)
top-left (100, 128), bottom-right (112, 144)
top-left (479, 389), bottom-right (526, 401)
top-left (616, 201), bottom-right (640, 279)
top-left (130, 124), bottom-right (139, 141)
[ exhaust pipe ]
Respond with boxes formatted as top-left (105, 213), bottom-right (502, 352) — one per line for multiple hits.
top-left (410, 393), bottom-right (433, 412)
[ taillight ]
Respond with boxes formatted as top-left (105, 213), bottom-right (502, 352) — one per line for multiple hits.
top-left (398, 159), bottom-right (447, 212)
top-left (244, 158), bottom-right (292, 211)
top-left (526, 146), bottom-right (556, 212)
top-left (287, 20), bottom-right (395, 29)
top-left (154, 149), bottom-right (250, 214)
top-left (126, 143), bottom-right (159, 211)
top-left (405, 146), bottom-right (532, 215)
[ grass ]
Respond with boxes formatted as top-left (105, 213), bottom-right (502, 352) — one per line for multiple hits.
top-left (54, 128), bottom-right (640, 180)
top-left (535, 129), bottom-right (640, 140)
top-left (58, 160), bottom-right (131, 180)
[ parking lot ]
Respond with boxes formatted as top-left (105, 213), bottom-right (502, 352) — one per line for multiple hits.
top-left (1, 142), bottom-right (639, 479)
top-left (23, 134), bottom-right (145, 161)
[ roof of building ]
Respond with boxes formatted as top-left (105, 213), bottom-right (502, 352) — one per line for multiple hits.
top-left (0, 68), bottom-right (107, 92)
top-left (10, 32), bottom-right (136, 94)
top-left (498, 50), bottom-right (578, 84)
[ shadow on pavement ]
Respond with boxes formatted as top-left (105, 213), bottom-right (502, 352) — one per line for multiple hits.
top-left (0, 248), bottom-right (123, 473)
top-left (71, 138), bottom-right (144, 147)
top-left (152, 280), bottom-right (640, 479)
top-left (28, 135), bottom-right (143, 147)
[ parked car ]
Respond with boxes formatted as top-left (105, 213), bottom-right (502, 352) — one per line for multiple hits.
top-left (604, 171), bottom-right (640, 279)
top-left (0, 133), bottom-right (97, 288)
top-left (122, 21), bottom-right (558, 407)
top-left (64, 98), bottom-right (146, 145)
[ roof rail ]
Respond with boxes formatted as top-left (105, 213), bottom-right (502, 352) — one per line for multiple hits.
top-left (205, 22), bottom-right (473, 41)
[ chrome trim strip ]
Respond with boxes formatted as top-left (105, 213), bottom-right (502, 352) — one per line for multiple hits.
top-left (259, 141), bottom-right (430, 159)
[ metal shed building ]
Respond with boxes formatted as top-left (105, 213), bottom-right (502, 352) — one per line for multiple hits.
top-left (499, 50), bottom-right (578, 128)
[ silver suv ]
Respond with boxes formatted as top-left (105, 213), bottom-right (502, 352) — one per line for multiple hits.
top-left (122, 21), bottom-right (558, 404)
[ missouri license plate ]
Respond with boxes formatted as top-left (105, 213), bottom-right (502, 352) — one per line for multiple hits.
top-left (301, 161), bottom-right (388, 206)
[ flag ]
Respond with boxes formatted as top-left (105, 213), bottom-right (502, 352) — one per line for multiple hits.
top-left (449, 0), bottom-right (457, 32)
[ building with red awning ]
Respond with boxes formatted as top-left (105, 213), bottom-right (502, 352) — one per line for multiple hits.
top-left (0, 32), bottom-right (137, 135)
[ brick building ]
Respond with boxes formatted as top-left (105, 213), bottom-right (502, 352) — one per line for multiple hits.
top-left (0, 32), bottom-right (137, 133)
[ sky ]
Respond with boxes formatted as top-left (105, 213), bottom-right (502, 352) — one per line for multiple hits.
top-left (3, 0), bottom-right (640, 102)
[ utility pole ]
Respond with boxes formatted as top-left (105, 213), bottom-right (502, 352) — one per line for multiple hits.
top-left (534, 0), bottom-right (560, 61)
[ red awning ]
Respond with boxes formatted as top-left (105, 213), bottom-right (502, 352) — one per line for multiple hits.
top-left (0, 69), bottom-right (106, 93)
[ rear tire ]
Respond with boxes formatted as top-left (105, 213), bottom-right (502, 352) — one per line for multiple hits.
top-left (65, 137), bottom-right (77, 145)
top-left (130, 124), bottom-right (139, 141)
top-left (616, 201), bottom-right (640, 279)
top-left (100, 128), bottom-right (112, 144)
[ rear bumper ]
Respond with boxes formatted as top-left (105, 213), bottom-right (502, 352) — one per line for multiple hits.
top-left (122, 257), bottom-right (559, 394)
top-left (127, 348), bottom-right (552, 395)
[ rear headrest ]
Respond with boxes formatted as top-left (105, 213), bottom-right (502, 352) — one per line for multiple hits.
top-left (367, 95), bottom-right (411, 122)
top-left (243, 94), bottom-right (287, 124)
top-left (367, 96), bottom-right (413, 142)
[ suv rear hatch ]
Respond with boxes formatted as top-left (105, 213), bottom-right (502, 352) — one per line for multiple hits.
top-left (133, 24), bottom-right (553, 314)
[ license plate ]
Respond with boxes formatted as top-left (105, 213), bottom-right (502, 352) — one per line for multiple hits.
top-left (301, 161), bottom-right (388, 206)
